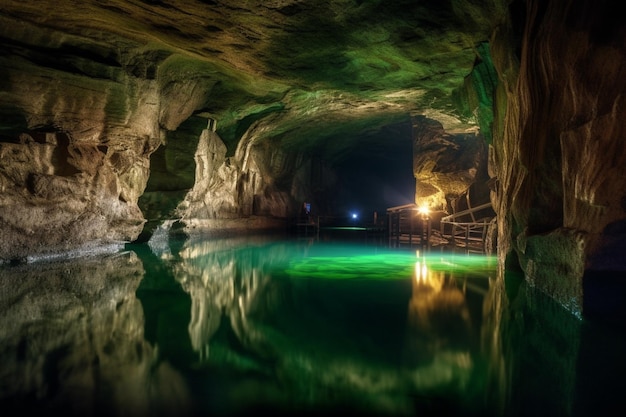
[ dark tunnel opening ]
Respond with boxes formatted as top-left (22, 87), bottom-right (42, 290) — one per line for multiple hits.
top-left (330, 119), bottom-right (415, 224)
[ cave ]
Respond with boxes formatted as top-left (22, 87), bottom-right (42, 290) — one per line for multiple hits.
top-left (0, 0), bottom-right (625, 416)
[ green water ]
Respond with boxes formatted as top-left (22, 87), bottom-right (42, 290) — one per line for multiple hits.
top-left (0, 233), bottom-right (624, 417)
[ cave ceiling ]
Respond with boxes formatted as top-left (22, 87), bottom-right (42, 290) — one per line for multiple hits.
top-left (0, 0), bottom-right (503, 160)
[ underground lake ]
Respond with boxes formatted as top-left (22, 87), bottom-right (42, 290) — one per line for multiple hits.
top-left (0, 232), bottom-right (624, 417)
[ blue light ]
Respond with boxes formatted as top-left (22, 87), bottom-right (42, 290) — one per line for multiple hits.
top-left (351, 213), bottom-right (358, 219)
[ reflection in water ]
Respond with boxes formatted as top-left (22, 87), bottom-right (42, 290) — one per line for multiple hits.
top-left (0, 251), bottom-right (192, 417)
top-left (155, 236), bottom-right (503, 416)
top-left (405, 256), bottom-right (474, 377)
top-left (1, 234), bottom-right (625, 417)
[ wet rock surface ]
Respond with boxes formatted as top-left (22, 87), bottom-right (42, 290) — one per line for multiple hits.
top-left (0, 0), bottom-right (625, 322)
top-left (0, 0), bottom-right (504, 260)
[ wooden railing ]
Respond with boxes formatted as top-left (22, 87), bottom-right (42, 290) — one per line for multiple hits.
top-left (440, 202), bottom-right (495, 253)
top-left (386, 204), bottom-right (431, 249)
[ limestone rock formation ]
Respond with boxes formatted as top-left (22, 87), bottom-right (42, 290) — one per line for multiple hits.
top-left (0, 0), bottom-right (625, 321)
top-left (0, 130), bottom-right (150, 261)
top-left (0, 0), bottom-right (505, 261)
top-left (412, 115), bottom-right (490, 212)
top-left (490, 0), bottom-right (626, 316)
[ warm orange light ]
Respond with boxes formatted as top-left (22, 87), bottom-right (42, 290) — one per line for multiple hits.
top-left (417, 205), bottom-right (429, 216)
top-left (414, 259), bottom-right (429, 283)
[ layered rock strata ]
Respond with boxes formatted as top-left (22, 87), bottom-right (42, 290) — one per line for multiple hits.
top-left (0, 0), bottom-right (502, 261)
top-left (412, 116), bottom-right (490, 213)
top-left (490, 0), bottom-right (626, 316)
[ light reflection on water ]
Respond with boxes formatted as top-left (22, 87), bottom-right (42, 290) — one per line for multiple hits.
top-left (0, 233), bottom-right (624, 417)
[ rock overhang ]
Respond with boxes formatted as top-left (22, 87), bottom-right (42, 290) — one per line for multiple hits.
top-left (0, 0), bottom-right (503, 154)
top-left (0, 0), bottom-right (506, 260)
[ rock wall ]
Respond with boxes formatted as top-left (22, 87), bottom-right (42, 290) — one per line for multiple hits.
top-left (412, 116), bottom-right (490, 213)
top-left (0, 130), bottom-right (150, 261)
top-left (0, 16), bottom-right (308, 261)
top-left (0, 20), bottom-right (170, 261)
top-left (0, 1), bottom-right (498, 262)
top-left (133, 100), bottom-right (340, 241)
top-left (490, 0), bottom-right (626, 316)
top-left (175, 117), bottom-right (328, 235)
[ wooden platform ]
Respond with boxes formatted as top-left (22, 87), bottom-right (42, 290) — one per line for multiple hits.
top-left (439, 202), bottom-right (496, 254)
top-left (387, 202), bottom-right (496, 254)
top-left (386, 204), bottom-right (431, 249)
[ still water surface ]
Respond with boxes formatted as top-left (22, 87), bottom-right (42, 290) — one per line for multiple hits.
top-left (0, 233), bottom-right (624, 417)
